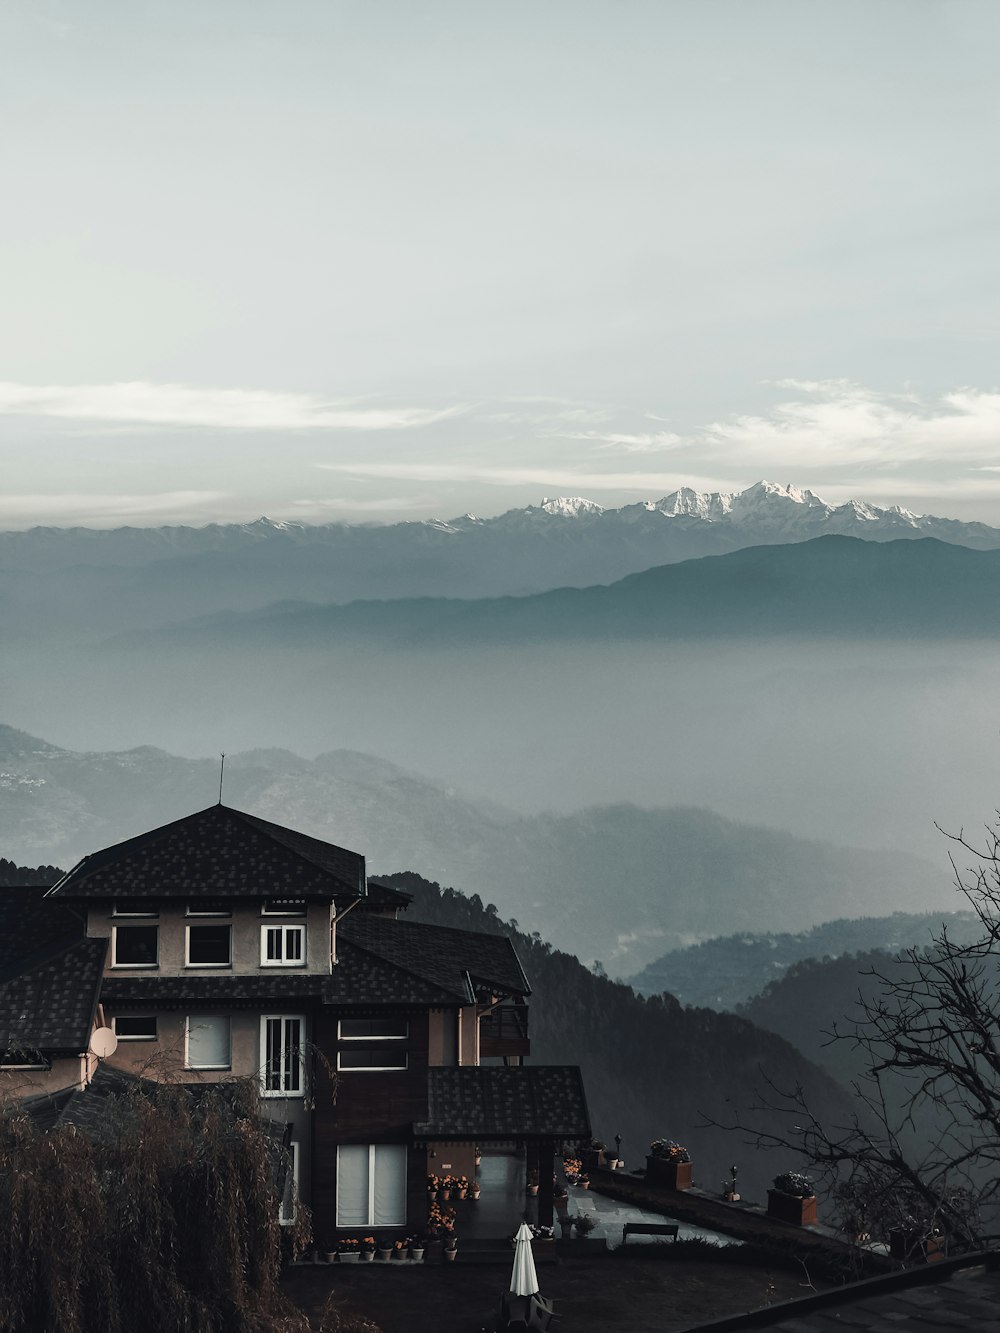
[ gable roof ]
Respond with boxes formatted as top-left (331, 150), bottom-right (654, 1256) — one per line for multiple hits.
top-left (46, 804), bottom-right (366, 901)
top-left (0, 936), bottom-right (106, 1055)
top-left (0, 887), bottom-right (84, 980)
top-left (339, 913), bottom-right (530, 1003)
top-left (414, 1066), bottom-right (590, 1140)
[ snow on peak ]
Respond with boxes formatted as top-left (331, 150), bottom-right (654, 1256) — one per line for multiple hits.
top-left (652, 488), bottom-right (733, 520)
top-left (540, 496), bottom-right (605, 517)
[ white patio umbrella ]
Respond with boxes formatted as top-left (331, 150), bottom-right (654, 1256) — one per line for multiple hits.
top-left (510, 1222), bottom-right (539, 1297)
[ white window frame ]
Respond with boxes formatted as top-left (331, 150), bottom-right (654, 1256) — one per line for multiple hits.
top-left (185, 900), bottom-right (232, 918)
top-left (112, 1014), bottom-right (158, 1042)
top-left (336, 1144), bottom-right (407, 1227)
top-left (185, 923), bottom-right (233, 968)
top-left (184, 1014), bottom-right (232, 1071)
top-left (112, 900), bottom-right (158, 918)
top-left (338, 1018), bottom-right (409, 1042)
top-left (279, 1141), bottom-right (300, 1226)
top-left (111, 924), bottom-right (159, 969)
top-left (260, 924), bottom-right (306, 968)
top-left (261, 898), bottom-right (306, 917)
top-left (259, 1015), bottom-right (306, 1097)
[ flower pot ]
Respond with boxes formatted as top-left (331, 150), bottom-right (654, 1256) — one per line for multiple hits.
top-left (580, 1181), bottom-right (590, 1190)
top-left (428, 1189), bottom-right (438, 1200)
top-left (646, 1156), bottom-right (692, 1191)
top-left (889, 1230), bottom-right (944, 1263)
top-left (377, 1248), bottom-right (392, 1262)
top-left (444, 1248), bottom-right (457, 1262)
top-left (528, 1184), bottom-right (539, 1196)
top-left (470, 1188), bottom-right (481, 1200)
top-left (360, 1250), bottom-right (374, 1262)
top-left (440, 1189), bottom-right (451, 1201)
top-left (339, 1251), bottom-right (360, 1263)
top-left (325, 1252), bottom-right (337, 1264)
top-left (409, 1247), bottom-right (425, 1262)
top-left (767, 1189), bottom-right (817, 1227)
top-left (457, 1188), bottom-right (467, 1200)
top-left (392, 1248), bottom-right (407, 1261)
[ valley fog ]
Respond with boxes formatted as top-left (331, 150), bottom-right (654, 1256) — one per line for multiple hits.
top-left (6, 635), bottom-right (998, 863)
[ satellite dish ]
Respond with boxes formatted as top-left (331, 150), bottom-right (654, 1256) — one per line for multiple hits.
top-left (89, 1027), bottom-right (118, 1059)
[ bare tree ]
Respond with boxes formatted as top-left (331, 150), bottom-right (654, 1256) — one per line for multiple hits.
top-left (717, 819), bottom-right (1000, 1254)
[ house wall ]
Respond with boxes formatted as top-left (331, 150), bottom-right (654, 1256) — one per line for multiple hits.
top-left (0, 1054), bottom-right (91, 1102)
top-left (311, 1007), bottom-right (431, 1246)
top-left (427, 1008), bottom-right (458, 1066)
top-left (86, 901), bottom-right (333, 976)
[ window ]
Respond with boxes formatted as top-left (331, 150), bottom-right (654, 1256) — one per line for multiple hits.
top-left (186, 899), bottom-right (231, 917)
top-left (336, 1145), bottom-right (406, 1227)
top-left (111, 925), bottom-right (159, 968)
top-left (260, 924), bottom-right (306, 967)
top-left (338, 1018), bottom-right (408, 1041)
top-left (113, 1015), bottom-right (157, 1041)
top-left (112, 900), bottom-right (158, 918)
top-left (262, 898), bottom-right (306, 916)
top-left (260, 1015), bottom-right (304, 1096)
top-left (185, 1015), bottom-right (231, 1070)
top-left (337, 1048), bottom-right (408, 1072)
top-left (186, 924), bottom-right (232, 967)
top-left (279, 1142), bottom-right (300, 1226)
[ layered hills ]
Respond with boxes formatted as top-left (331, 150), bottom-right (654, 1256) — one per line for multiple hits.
top-left (0, 725), bottom-right (946, 974)
top-left (4, 481), bottom-right (1000, 642)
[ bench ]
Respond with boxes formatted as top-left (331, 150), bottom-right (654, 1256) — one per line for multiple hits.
top-left (621, 1223), bottom-right (679, 1246)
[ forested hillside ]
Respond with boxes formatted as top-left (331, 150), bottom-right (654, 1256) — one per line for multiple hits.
top-left (387, 871), bottom-right (859, 1199)
top-left (630, 912), bottom-right (980, 1010)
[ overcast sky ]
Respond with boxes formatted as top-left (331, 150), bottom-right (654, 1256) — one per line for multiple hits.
top-left (3, 0), bottom-right (1000, 528)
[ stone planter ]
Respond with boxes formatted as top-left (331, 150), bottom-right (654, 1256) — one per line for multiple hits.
top-left (645, 1156), bottom-right (693, 1190)
top-left (339, 1251), bottom-right (361, 1263)
top-left (766, 1189), bottom-right (817, 1226)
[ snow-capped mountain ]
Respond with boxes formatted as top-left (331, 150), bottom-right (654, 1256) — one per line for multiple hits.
top-left (3, 482), bottom-right (1000, 642)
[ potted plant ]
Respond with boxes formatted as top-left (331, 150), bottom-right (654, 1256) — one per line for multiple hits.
top-left (338, 1237), bottom-right (361, 1263)
top-left (392, 1238), bottom-right (408, 1261)
top-left (443, 1234), bottom-right (458, 1261)
top-left (440, 1175), bottom-right (453, 1201)
top-left (767, 1171), bottom-right (818, 1226)
top-left (455, 1174), bottom-right (469, 1200)
top-left (426, 1173), bottom-right (439, 1201)
top-left (527, 1169), bottom-right (539, 1196)
top-left (376, 1237), bottom-right (393, 1262)
top-left (888, 1218), bottom-right (945, 1264)
top-left (470, 1178), bottom-right (481, 1200)
top-left (646, 1139), bottom-right (693, 1190)
top-left (579, 1173), bottom-right (591, 1190)
top-left (408, 1235), bottom-right (426, 1262)
top-left (563, 1155), bottom-right (582, 1185)
top-left (360, 1236), bottom-right (376, 1262)
top-left (573, 1213), bottom-right (597, 1238)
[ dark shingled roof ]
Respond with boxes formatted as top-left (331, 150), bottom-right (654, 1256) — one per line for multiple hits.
top-left (0, 936), bottom-right (106, 1053)
top-left (47, 804), bottom-right (366, 901)
top-left (0, 887), bottom-right (84, 979)
top-left (414, 1066), bottom-right (590, 1140)
top-left (340, 914), bottom-right (530, 1003)
top-left (363, 880), bottom-right (413, 910)
top-left (675, 1249), bottom-right (1000, 1332)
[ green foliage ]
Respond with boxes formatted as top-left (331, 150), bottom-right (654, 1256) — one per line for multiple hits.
top-left (0, 1078), bottom-right (310, 1333)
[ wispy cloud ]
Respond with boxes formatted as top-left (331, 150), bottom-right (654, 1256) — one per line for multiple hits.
top-left (0, 491), bottom-right (230, 528)
top-left (0, 382), bottom-right (465, 431)
top-left (318, 461), bottom-right (734, 493)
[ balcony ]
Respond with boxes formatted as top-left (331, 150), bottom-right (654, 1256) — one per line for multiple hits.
top-left (479, 1005), bottom-right (530, 1058)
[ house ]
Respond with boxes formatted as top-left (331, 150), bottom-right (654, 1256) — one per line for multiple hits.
top-left (6, 803), bottom-right (589, 1243)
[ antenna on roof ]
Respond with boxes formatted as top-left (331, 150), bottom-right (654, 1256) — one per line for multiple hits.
top-left (218, 753), bottom-right (225, 805)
